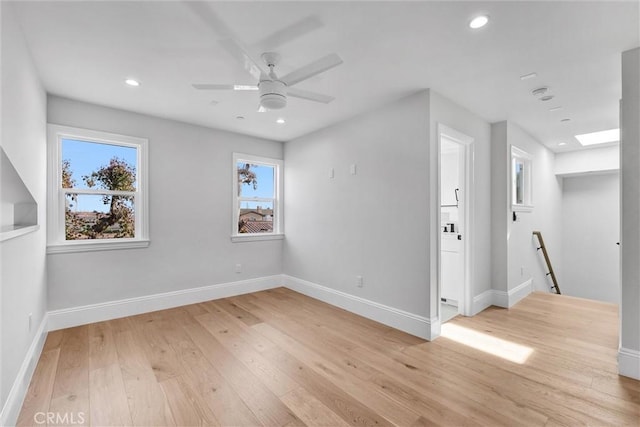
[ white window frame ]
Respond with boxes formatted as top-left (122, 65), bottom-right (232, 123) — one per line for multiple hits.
top-left (232, 153), bottom-right (283, 242)
top-left (511, 145), bottom-right (533, 212)
top-left (47, 124), bottom-right (149, 253)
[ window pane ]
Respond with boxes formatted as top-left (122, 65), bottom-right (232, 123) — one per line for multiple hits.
top-left (238, 200), bottom-right (274, 234)
top-left (65, 194), bottom-right (135, 240)
top-left (237, 162), bottom-right (274, 198)
top-left (62, 138), bottom-right (137, 190)
top-left (515, 161), bottom-right (524, 204)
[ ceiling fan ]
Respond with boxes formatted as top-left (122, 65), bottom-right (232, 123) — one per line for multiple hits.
top-left (192, 37), bottom-right (343, 111)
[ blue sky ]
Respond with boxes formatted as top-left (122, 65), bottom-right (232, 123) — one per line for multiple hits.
top-left (238, 163), bottom-right (275, 210)
top-left (62, 138), bottom-right (137, 211)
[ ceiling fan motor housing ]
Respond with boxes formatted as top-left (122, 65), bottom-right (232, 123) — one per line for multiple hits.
top-left (259, 79), bottom-right (287, 110)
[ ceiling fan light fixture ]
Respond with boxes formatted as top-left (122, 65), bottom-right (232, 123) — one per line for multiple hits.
top-left (259, 80), bottom-right (287, 110)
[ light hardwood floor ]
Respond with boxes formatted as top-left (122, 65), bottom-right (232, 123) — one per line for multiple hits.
top-left (17, 289), bottom-right (640, 426)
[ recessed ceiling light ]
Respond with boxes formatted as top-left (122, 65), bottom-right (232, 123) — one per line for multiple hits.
top-left (469, 15), bottom-right (489, 29)
top-left (575, 128), bottom-right (619, 146)
top-left (276, 118), bottom-right (285, 124)
top-left (125, 78), bottom-right (140, 87)
top-left (540, 95), bottom-right (554, 102)
top-left (236, 116), bottom-right (245, 120)
top-left (561, 118), bottom-right (571, 122)
top-left (520, 72), bottom-right (537, 80)
top-left (558, 142), bottom-right (567, 146)
top-left (549, 106), bottom-right (562, 112)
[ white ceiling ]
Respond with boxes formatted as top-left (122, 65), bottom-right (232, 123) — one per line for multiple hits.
top-left (12, 1), bottom-right (639, 151)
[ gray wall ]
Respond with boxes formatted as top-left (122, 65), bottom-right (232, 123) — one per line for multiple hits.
top-left (283, 91), bottom-right (431, 317)
top-left (283, 89), bottom-right (492, 321)
top-left (491, 121), bottom-right (563, 295)
top-left (561, 173), bottom-right (619, 303)
top-left (0, 2), bottom-right (48, 411)
top-left (46, 96), bottom-right (284, 310)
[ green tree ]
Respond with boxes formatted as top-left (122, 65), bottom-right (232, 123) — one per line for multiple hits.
top-left (62, 159), bottom-right (85, 240)
top-left (83, 157), bottom-right (136, 238)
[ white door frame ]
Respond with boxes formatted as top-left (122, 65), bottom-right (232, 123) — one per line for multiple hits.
top-left (437, 123), bottom-right (475, 320)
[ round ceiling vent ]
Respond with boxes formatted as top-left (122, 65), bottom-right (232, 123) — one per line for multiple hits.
top-left (531, 87), bottom-right (549, 97)
top-left (540, 95), bottom-right (554, 102)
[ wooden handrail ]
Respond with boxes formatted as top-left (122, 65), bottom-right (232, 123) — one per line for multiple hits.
top-left (532, 231), bottom-right (561, 295)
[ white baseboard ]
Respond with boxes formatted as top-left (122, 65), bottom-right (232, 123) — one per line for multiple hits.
top-left (282, 275), bottom-right (438, 341)
top-left (48, 275), bottom-right (282, 331)
top-left (0, 314), bottom-right (49, 427)
top-left (472, 289), bottom-right (495, 315)
top-left (472, 279), bottom-right (533, 314)
top-left (618, 347), bottom-right (640, 380)
top-left (508, 279), bottom-right (533, 307)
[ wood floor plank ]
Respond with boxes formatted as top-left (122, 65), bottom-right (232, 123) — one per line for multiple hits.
top-left (88, 321), bottom-right (117, 371)
top-left (183, 317), bottom-right (303, 426)
top-left (281, 387), bottom-right (351, 427)
top-left (159, 376), bottom-right (220, 426)
top-left (18, 288), bottom-right (640, 427)
top-left (49, 326), bottom-right (90, 426)
top-left (88, 363), bottom-right (132, 426)
top-left (114, 330), bottom-right (176, 426)
top-left (16, 349), bottom-right (60, 426)
top-left (169, 334), bottom-right (262, 427)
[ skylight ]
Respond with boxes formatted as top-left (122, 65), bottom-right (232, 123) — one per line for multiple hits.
top-left (575, 128), bottom-right (620, 146)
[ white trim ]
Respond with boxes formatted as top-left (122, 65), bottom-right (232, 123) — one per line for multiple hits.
top-left (231, 234), bottom-right (284, 243)
top-left (48, 276), bottom-right (282, 330)
top-left (282, 275), bottom-right (438, 341)
top-left (46, 124), bottom-right (149, 249)
top-left (47, 239), bottom-right (150, 254)
top-left (0, 225), bottom-right (40, 242)
top-left (471, 280), bottom-right (533, 315)
top-left (508, 279), bottom-right (533, 307)
top-left (0, 314), bottom-right (49, 427)
top-left (436, 124), bottom-right (475, 321)
top-left (618, 347), bottom-right (640, 380)
top-left (232, 153), bottom-right (284, 239)
top-left (472, 289), bottom-right (496, 315)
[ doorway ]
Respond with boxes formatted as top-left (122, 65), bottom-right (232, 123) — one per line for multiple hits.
top-left (438, 124), bottom-right (474, 324)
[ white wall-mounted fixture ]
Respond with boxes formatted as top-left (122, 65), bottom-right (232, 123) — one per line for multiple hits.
top-left (575, 128), bottom-right (619, 146)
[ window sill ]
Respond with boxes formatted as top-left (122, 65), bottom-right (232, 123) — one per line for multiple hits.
top-left (512, 205), bottom-right (534, 212)
top-left (231, 234), bottom-right (284, 243)
top-left (0, 225), bottom-right (40, 242)
top-left (47, 239), bottom-right (150, 254)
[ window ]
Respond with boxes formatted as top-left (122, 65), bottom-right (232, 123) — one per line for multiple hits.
top-left (511, 145), bottom-right (533, 211)
top-left (47, 125), bottom-right (149, 253)
top-left (232, 153), bottom-right (283, 242)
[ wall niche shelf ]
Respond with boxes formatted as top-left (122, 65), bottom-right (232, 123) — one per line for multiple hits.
top-left (1, 147), bottom-right (39, 242)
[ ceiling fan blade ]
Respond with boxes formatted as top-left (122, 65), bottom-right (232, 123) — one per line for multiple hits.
top-left (287, 88), bottom-right (335, 104)
top-left (280, 53), bottom-right (343, 87)
top-left (254, 16), bottom-right (323, 51)
top-left (192, 84), bottom-right (258, 91)
top-left (220, 38), bottom-right (268, 81)
top-left (182, 1), bottom-right (235, 40)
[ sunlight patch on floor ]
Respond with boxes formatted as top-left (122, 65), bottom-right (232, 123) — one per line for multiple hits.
top-left (441, 323), bottom-right (534, 364)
